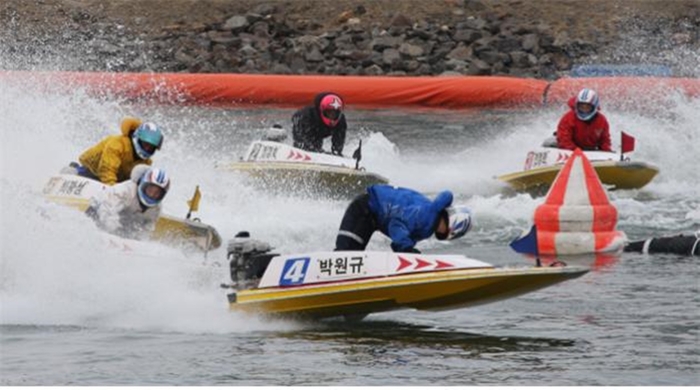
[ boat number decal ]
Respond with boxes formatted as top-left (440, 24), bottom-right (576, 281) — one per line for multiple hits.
top-left (56, 179), bottom-right (89, 196)
top-left (525, 151), bottom-right (549, 170)
top-left (280, 257), bottom-right (310, 286)
top-left (43, 177), bottom-right (62, 194)
top-left (318, 256), bottom-right (365, 277)
top-left (248, 143), bottom-right (279, 161)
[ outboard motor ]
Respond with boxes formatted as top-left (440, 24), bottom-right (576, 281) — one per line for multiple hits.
top-left (227, 231), bottom-right (277, 289)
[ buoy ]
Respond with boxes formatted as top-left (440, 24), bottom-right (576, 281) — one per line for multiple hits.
top-left (533, 148), bottom-right (627, 255)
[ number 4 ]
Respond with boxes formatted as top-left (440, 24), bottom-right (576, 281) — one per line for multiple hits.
top-left (280, 257), bottom-right (310, 286)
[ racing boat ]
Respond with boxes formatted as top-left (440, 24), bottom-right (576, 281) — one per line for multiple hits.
top-left (223, 233), bottom-right (588, 320)
top-left (217, 140), bottom-right (389, 198)
top-left (497, 147), bottom-right (659, 194)
top-left (42, 174), bottom-right (222, 251)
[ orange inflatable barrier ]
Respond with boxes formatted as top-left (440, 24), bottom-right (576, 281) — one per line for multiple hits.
top-left (1, 71), bottom-right (549, 109)
top-left (546, 77), bottom-right (700, 109)
top-left (2, 71), bottom-right (698, 109)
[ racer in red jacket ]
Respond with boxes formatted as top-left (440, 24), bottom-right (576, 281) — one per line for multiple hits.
top-left (556, 88), bottom-right (612, 152)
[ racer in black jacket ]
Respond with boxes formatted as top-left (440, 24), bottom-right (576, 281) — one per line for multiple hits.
top-left (292, 92), bottom-right (347, 155)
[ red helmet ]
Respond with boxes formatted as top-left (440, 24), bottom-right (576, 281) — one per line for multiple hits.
top-left (319, 94), bottom-right (344, 127)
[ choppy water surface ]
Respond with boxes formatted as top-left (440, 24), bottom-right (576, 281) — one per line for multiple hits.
top-left (0, 78), bottom-right (698, 385)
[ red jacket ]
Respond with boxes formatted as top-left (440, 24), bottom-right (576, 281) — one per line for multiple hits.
top-left (556, 97), bottom-right (612, 151)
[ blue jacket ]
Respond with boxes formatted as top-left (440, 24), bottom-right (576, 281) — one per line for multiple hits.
top-left (367, 185), bottom-right (453, 252)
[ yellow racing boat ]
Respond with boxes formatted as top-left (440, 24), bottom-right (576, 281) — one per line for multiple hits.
top-left (497, 147), bottom-right (658, 194)
top-left (217, 140), bottom-right (388, 198)
top-left (224, 233), bottom-right (588, 320)
top-left (43, 174), bottom-right (221, 251)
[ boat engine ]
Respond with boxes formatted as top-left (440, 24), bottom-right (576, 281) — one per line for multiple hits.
top-left (227, 231), bottom-right (277, 289)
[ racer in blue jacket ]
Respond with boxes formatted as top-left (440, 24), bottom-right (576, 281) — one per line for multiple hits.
top-left (335, 185), bottom-right (473, 253)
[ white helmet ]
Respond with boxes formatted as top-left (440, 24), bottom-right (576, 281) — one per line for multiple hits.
top-left (137, 167), bottom-right (170, 208)
top-left (575, 88), bottom-right (600, 121)
top-left (439, 206), bottom-right (473, 241)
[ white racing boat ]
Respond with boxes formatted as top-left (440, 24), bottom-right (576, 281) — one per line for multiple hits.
top-left (223, 232), bottom-right (588, 320)
top-left (42, 174), bottom-right (222, 251)
top-left (497, 147), bottom-right (659, 194)
top-left (217, 140), bottom-right (389, 198)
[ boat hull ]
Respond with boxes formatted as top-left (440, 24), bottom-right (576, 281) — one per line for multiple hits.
top-left (220, 161), bottom-right (388, 198)
top-left (498, 160), bottom-right (659, 193)
top-left (228, 266), bottom-right (587, 319)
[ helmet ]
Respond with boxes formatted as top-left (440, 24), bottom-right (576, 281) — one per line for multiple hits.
top-left (137, 167), bottom-right (170, 208)
top-left (319, 94), bottom-right (344, 127)
top-left (575, 88), bottom-right (600, 121)
top-left (436, 206), bottom-right (473, 241)
top-left (132, 122), bottom-right (164, 159)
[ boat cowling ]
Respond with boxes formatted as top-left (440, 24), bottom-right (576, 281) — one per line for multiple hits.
top-left (227, 231), bottom-right (278, 289)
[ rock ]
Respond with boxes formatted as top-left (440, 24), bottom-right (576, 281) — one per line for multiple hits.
top-left (466, 58), bottom-right (492, 75)
top-left (305, 47), bottom-right (324, 62)
top-left (510, 50), bottom-right (535, 67)
top-left (458, 17), bottom-right (488, 31)
top-left (369, 36), bottom-right (401, 51)
top-left (464, 0), bottom-right (487, 12)
top-left (252, 4), bottom-right (277, 16)
top-left (289, 56), bottom-right (307, 73)
top-left (390, 13), bottom-right (413, 27)
top-left (477, 49), bottom-right (508, 65)
top-left (671, 33), bottom-right (692, 45)
top-left (271, 62), bottom-right (293, 74)
top-left (336, 11), bottom-right (353, 24)
top-left (239, 44), bottom-right (258, 57)
top-left (363, 64), bottom-right (384, 75)
top-left (452, 28), bottom-right (482, 43)
top-left (446, 44), bottom-right (473, 61)
top-left (382, 48), bottom-right (401, 65)
top-left (550, 51), bottom-right (573, 70)
top-left (250, 21), bottom-right (270, 37)
top-left (207, 31), bottom-right (239, 45)
top-left (417, 63), bottom-right (433, 75)
top-left (490, 35), bottom-right (521, 52)
top-left (222, 15), bottom-right (249, 31)
top-left (399, 43), bottom-right (424, 57)
top-left (521, 33), bottom-right (539, 52)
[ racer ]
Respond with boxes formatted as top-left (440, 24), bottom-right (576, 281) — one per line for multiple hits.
top-left (85, 165), bottom-right (170, 240)
top-left (556, 88), bottom-right (612, 151)
top-left (335, 184), bottom-right (473, 253)
top-left (68, 118), bottom-right (164, 185)
top-left (292, 92), bottom-right (347, 156)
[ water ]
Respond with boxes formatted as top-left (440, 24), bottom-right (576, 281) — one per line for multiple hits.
top-left (1, 77), bottom-right (699, 386)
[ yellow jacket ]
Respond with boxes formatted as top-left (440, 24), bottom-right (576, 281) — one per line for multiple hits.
top-left (79, 118), bottom-right (152, 185)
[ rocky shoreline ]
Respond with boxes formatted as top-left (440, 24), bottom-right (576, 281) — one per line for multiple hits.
top-left (2, 0), bottom-right (699, 79)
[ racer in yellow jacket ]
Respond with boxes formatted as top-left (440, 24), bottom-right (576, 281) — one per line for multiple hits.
top-left (73, 117), bottom-right (164, 185)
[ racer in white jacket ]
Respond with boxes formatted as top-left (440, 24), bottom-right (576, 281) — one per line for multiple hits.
top-left (86, 164), bottom-right (170, 240)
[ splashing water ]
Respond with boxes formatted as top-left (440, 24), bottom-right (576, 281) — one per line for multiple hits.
top-left (1, 72), bottom-right (699, 332)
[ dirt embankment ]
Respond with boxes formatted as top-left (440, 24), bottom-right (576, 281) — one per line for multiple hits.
top-left (1, 0), bottom-right (698, 78)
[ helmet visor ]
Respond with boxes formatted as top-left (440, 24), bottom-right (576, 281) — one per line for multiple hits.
top-left (322, 108), bottom-right (341, 121)
top-left (142, 183), bottom-right (166, 202)
top-left (576, 102), bottom-right (594, 114)
top-left (434, 212), bottom-right (449, 240)
top-left (138, 139), bottom-right (158, 155)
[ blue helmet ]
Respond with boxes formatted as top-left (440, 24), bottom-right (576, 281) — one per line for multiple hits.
top-left (441, 206), bottom-right (473, 241)
top-left (132, 122), bottom-right (164, 159)
top-left (575, 88), bottom-right (600, 121)
top-left (137, 167), bottom-right (170, 208)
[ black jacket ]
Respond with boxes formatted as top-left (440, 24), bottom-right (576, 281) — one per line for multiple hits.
top-left (291, 92), bottom-right (346, 155)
